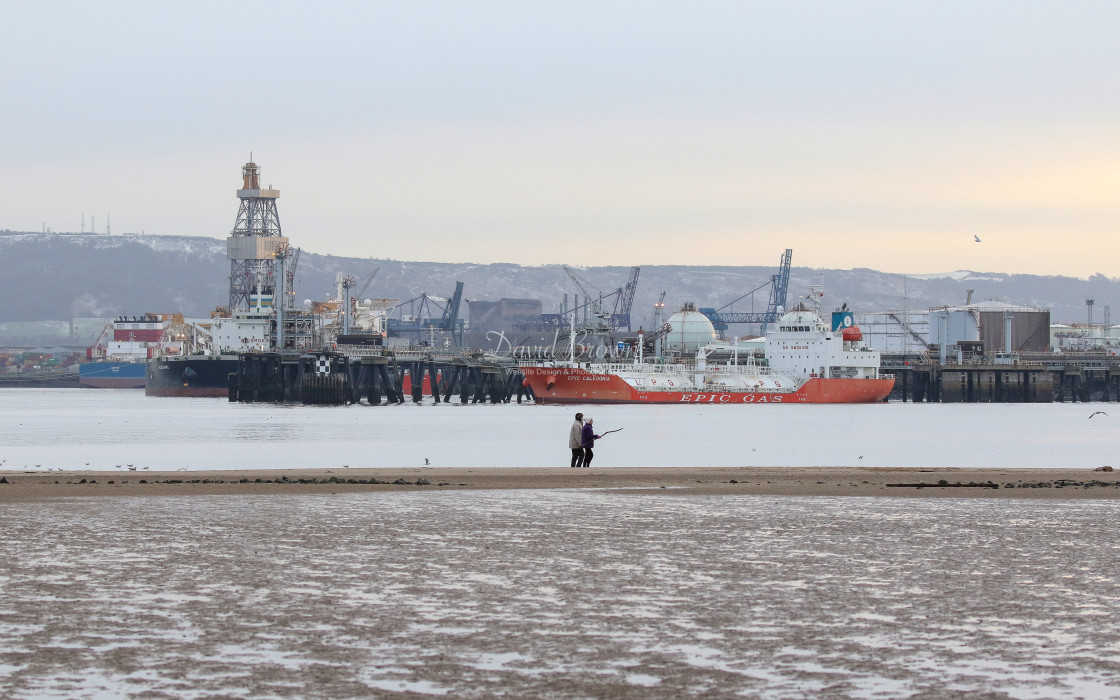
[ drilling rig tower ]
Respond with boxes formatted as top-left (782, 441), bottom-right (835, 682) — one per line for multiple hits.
top-left (227, 159), bottom-right (288, 311)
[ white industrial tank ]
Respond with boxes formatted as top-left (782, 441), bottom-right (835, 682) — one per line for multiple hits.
top-left (665, 303), bottom-right (717, 351)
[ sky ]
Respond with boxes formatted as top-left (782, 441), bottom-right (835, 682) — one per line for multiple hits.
top-left (2, 1), bottom-right (1118, 277)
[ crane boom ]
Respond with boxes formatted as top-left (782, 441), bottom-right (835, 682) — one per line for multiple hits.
top-left (562, 266), bottom-right (611, 323)
top-left (356, 266), bottom-right (380, 299)
top-left (700, 249), bottom-right (793, 328)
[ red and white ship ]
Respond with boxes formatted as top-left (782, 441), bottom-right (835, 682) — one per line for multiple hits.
top-left (520, 307), bottom-right (894, 404)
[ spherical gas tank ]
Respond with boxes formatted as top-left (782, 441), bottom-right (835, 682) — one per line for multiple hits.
top-left (665, 305), bottom-right (717, 351)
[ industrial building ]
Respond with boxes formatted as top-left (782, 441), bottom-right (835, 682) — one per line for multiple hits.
top-left (1050, 323), bottom-right (1120, 353)
top-left (855, 301), bottom-right (1050, 358)
top-left (467, 298), bottom-right (544, 332)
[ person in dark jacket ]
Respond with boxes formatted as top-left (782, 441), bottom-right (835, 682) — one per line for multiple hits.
top-left (580, 417), bottom-right (601, 468)
top-left (569, 412), bottom-right (584, 467)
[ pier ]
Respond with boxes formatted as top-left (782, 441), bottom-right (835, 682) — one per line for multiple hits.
top-left (884, 352), bottom-right (1120, 403)
top-left (228, 348), bottom-right (533, 406)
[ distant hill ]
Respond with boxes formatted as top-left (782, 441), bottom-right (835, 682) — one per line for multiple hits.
top-left (2, 231), bottom-right (1117, 342)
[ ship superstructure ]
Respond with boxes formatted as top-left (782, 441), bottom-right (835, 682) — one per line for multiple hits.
top-left (82, 313), bottom-right (191, 388)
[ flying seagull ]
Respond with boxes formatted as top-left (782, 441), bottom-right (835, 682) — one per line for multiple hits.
top-left (1089, 411), bottom-right (1108, 419)
top-left (974, 235), bottom-right (982, 243)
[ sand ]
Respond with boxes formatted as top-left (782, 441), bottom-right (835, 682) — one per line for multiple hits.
top-left (0, 466), bottom-right (1117, 501)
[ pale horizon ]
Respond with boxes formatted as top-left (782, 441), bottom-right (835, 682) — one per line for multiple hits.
top-left (2, 2), bottom-right (1118, 278)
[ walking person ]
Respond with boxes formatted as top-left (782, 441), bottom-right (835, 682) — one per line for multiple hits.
top-left (569, 412), bottom-right (584, 468)
top-left (580, 417), bottom-right (601, 468)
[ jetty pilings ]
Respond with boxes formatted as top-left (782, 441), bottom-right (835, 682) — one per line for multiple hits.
top-left (229, 350), bottom-right (526, 406)
top-left (885, 354), bottom-right (1120, 403)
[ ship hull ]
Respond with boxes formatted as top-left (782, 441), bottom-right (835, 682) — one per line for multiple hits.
top-left (520, 366), bottom-right (894, 404)
top-left (79, 361), bottom-right (147, 389)
top-left (145, 357), bottom-right (238, 397)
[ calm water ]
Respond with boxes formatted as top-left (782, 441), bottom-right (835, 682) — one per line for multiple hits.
top-left (0, 388), bottom-right (1117, 470)
top-left (1, 491), bottom-right (1118, 699)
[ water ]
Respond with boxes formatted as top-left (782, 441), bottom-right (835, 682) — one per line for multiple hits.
top-left (0, 388), bottom-right (1117, 471)
top-left (1, 491), bottom-right (1118, 698)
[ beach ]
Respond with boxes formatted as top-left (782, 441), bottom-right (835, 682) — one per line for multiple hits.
top-left (3, 482), bottom-right (1119, 698)
top-left (2, 465), bottom-right (1117, 500)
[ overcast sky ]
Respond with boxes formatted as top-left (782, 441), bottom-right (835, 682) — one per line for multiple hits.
top-left (2, 1), bottom-right (1118, 277)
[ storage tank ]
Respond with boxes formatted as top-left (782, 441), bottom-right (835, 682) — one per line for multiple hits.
top-left (929, 308), bottom-right (981, 346)
top-left (665, 303), bottom-right (717, 352)
top-left (931, 302), bottom-right (1050, 352)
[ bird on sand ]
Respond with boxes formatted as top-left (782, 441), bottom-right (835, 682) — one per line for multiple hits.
top-left (425, 458), bottom-right (430, 465)
top-left (1089, 411), bottom-right (1108, 418)
top-left (974, 235), bottom-right (982, 243)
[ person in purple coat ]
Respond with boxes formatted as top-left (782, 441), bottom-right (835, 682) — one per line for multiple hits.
top-left (580, 417), bottom-right (601, 468)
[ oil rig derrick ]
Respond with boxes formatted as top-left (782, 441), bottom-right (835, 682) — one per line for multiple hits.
top-left (227, 159), bottom-right (287, 311)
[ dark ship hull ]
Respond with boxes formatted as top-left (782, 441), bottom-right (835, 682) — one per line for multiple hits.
top-left (145, 356), bottom-right (237, 397)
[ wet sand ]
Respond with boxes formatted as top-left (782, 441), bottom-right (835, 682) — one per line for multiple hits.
top-left (1, 466), bottom-right (1117, 500)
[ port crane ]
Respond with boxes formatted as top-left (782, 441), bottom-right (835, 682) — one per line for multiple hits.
top-left (610, 266), bottom-right (640, 331)
top-left (541, 266), bottom-right (641, 330)
top-left (510, 266), bottom-right (640, 334)
top-left (386, 281), bottom-right (465, 345)
top-left (562, 265), bottom-right (613, 333)
top-left (699, 249), bottom-right (792, 333)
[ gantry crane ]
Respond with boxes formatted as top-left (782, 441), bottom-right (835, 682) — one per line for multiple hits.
top-left (562, 265), bottom-right (613, 333)
top-left (386, 281), bottom-right (465, 345)
top-left (700, 249), bottom-right (792, 332)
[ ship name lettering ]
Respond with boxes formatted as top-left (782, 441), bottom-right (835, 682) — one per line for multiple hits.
top-left (742, 394), bottom-right (779, 403)
top-left (679, 393), bottom-right (733, 403)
